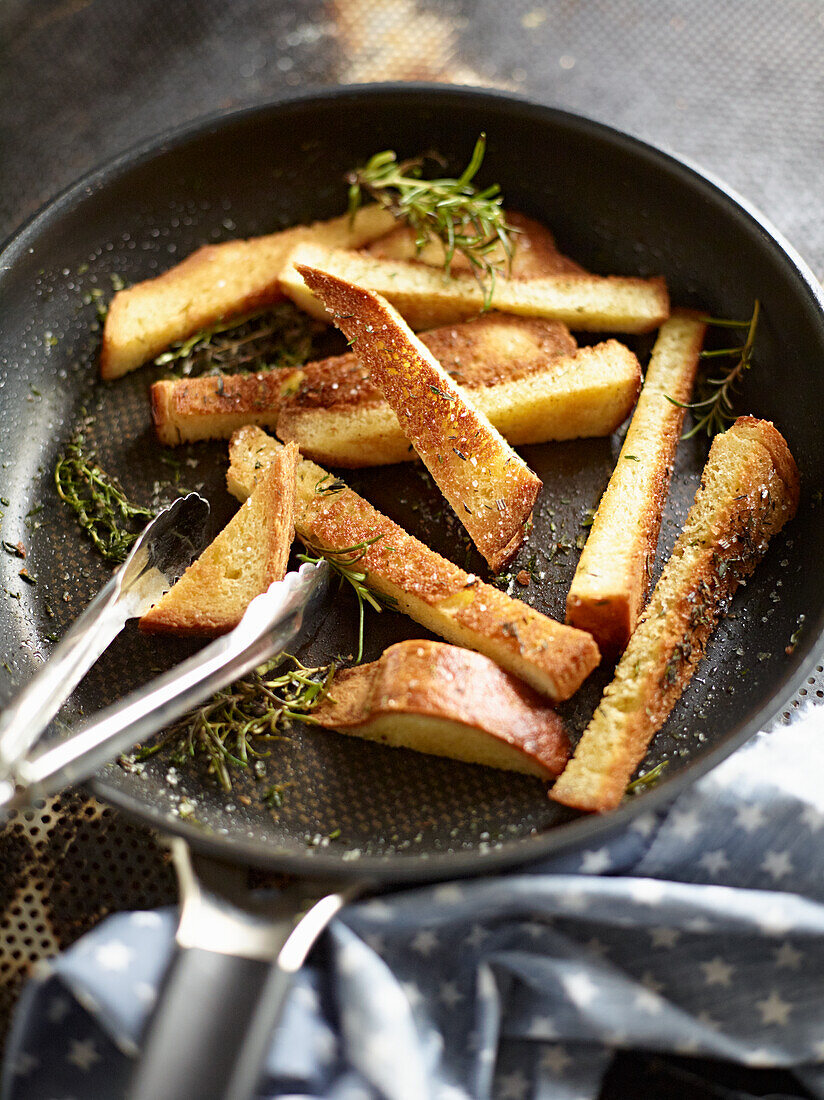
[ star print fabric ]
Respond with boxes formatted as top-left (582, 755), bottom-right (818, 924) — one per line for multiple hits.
top-left (5, 711), bottom-right (824, 1100)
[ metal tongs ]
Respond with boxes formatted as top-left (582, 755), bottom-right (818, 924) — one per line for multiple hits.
top-left (0, 493), bottom-right (330, 811)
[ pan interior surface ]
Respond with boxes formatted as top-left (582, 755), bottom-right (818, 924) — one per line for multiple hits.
top-left (0, 87), bottom-right (822, 879)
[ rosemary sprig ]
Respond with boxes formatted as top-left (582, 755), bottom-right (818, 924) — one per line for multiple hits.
top-left (55, 418), bottom-right (154, 563)
top-left (626, 759), bottom-right (669, 794)
top-left (154, 302), bottom-right (324, 378)
top-left (298, 536), bottom-right (391, 662)
top-left (666, 300), bottom-right (760, 439)
top-left (346, 133), bottom-right (515, 308)
top-left (134, 654), bottom-right (336, 792)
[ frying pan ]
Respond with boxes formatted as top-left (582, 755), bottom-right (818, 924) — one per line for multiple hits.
top-left (1, 84), bottom-right (824, 1097)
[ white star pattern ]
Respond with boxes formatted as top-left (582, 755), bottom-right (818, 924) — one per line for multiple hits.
top-left (758, 905), bottom-right (792, 936)
top-left (135, 982), bottom-right (156, 1007)
top-left (812, 1038), bottom-right (824, 1060)
top-left (47, 997), bottom-right (70, 1023)
top-left (523, 921), bottom-right (546, 938)
top-left (563, 971), bottom-right (597, 1007)
top-left (743, 1048), bottom-right (773, 1067)
top-left (801, 805), bottom-right (824, 832)
top-left (363, 932), bottom-right (386, 954)
top-left (630, 813), bottom-right (657, 836)
top-left (12, 1052), bottom-right (38, 1077)
top-left (580, 848), bottom-right (612, 873)
top-left (584, 937), bottom-right (609, 959)
top-left (94, 941), bottom-right (133, 972)
top-left (685, 917), bottom-right (713, 933)
top-left (735, 804), bottom-right (766, 833)
top-left (433, 884), bottom-right (464, 905)
top-left (67, 1038), bottom-right (101, 1072)
top-left (774, 942), bottom-right (802, 969)
top-left (131, 911), bottom-right (162, 927)
top-left (697, 1011), bottom-right (720, 1030)
top-left (700, 957), bottom-right (734, 987)
top-left (411, 930), bottom-right (439, 956)
top-left (757, 991), bottom-right (792, 1026)
top-left (559, 890), bottom-right (588, 911)
top-left (497, 1069), bottom-right (529, 1099)
top-left (630, 878), bottom-right (666, 905)
top-left (634, 978), bottom-right (665, 1015)
top-left (526, 1015), bottom-right (558, 1038)
top-left (438, 981), bottom-right (464, 1009)
top-left (670, 809), bottom-right (702, 841)
top-left (649, 927), bottom-right (681, 949)
top-left (698, 849), bottom-right (730, 877)
top-left (540, 1044), bottom-right (572, 1075)
top-left (465, 923), bottom-right (489, 948)
top-left (674, 1036), bottom-right (700, 1054)
top-left (761, 849), bottom-right (794, 881)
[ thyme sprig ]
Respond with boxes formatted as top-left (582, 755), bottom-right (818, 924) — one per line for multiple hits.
top-left (346, 134), bottom-right (515, 308)
top-left (133, 654), bottom-right (336, 792)
top-left (666, 300), bottom-right (760, 439)
top-left (298, 536), bottom-right (391, 662)
top-left (55, 419), bottom-right (154, 563)
top-left (626, 759), bottom-right (669, 794)
top-left (154, 302), bottom-right (324, 378)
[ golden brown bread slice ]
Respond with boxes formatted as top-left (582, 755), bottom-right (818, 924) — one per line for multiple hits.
top-left (100, 205), bottom-right (396, 379)
top-left (280, 243), bottom-right (670, 333)
top-left (227, 427), bottom-right (600, 701)
top-left (295, 264), bottom-right (542, 572)
top-left (139, 443), bottom-right (298, 636)
top-left (312, 639), bottom-right (570, 778)
top-left (150, 313), bottom-right (577, 446)
top-left (551, 417), bottom-right (800, 813)
top-left (278, 336), bottom-right (642, 467)
top-left (151, 369), bottom-right (306, 446)
top-left (566, 311), bottom-right (707, 653)
top-left (364, 210), bottom-right (587, 277)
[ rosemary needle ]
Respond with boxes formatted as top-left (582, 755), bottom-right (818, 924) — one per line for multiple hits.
top-left (346, 134), bottom-right (515, 308)
top-left (666, 299), bottom-right (760, 439)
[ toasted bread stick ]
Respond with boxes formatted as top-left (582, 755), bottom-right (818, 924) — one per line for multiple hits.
top-left (313, 640), bottom-right (570, 778)
top-left (100, 205), bottom-right (396, 379)
top-left (295, 264), bottom-right (542, 571)
top-left (566, 311), bottom-right (706, 653)
top-left (227, 427), bottom-right (600, 701)
top-left (551, 418), bottom-right (799, 812)
top-left (365, 211), bottom-right (587, 277)
top-left (140, 443), bottom-right (298, 636)
top-left (280, 243), bottom-right (670, 333)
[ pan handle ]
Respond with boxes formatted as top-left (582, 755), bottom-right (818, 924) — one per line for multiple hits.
top-left (127, 841), bottom-right (362, 1100)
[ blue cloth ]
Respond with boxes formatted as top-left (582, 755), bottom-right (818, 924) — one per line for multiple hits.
top-left (5, 706), bottom-right (824, 1100)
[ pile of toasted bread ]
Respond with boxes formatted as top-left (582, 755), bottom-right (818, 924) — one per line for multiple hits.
top-left (103, 203), bottom-right (799, 813)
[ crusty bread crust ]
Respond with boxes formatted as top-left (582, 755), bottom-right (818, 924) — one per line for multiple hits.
top-left (227, 427), bottom-right (600, 701)
top-left (566, 311), bottom-right (706, 653)
top-left (312, 639), bottom-right (570, 777)
top-left (551, 417), bottom-right (800, 812)
top-left (280, 243), bottom-right (670, 333)
top-left (364, 210), bottom-right (587, 278)
top-left (139, 442), bottom-right (298, 636)
top-left (295, 264), bottom-right (542, 572)
top-left (151, 369), bottom-right (306, 446)
top-left (100, 206), bottom-right (396, 379)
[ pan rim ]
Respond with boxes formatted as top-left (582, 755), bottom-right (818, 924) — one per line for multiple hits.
top-left (3, 82), bottom-right (823, 881)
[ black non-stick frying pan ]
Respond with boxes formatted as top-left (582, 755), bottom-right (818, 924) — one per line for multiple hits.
top-left (2, 85), bottom-right (824, 1097)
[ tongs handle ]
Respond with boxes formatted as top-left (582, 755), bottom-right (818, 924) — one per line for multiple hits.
top-left (0, 561), bottom-right (330, 811)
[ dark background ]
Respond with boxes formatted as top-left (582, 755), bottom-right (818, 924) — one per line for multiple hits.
top-left (1, 2), bottom-right (823, 1096)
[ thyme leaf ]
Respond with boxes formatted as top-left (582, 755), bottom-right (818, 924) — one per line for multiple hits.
top-left (132, 654), bottom-right (336, 792)
top-left (55, 418), bottom-right (154, 563)
top-left (666, 300), bottom-right (760, 439)
top-left (626, 759), bottom-right (669, 793)
top-left (154, 302), bottom-right (325, 378)
top-left (346, 134), bottom-right (515, 309)
top-left (298, 536), bottom-right (394, 662)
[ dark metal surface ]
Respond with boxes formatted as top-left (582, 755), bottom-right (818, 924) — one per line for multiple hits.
top-left (0, 86), bottom-right (822, 882)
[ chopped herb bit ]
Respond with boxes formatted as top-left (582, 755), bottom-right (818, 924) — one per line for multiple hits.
top-left (624, 454), bottom-right (640, 461)
top-left (0, 498), bottom-right (9, 508)
top-left (347, 134), bottom-right (515, 309)
top-left (315, 473), bottom-right (347, 496)
top-left (154, 302), bottom-right (324, 379)
top-left (581, 508), bottom-right (596, 528)
top-left (299, 536), bottom-right (394, 662)
top-left (626, 760), bottom-right (669, 793)
top-left (55, 417), bottom-right (154, 563)
top-left (2, 541), bottom-right (24, 558)
top-left (429, 385), bottom-right (455, 400)
top-left (110, 273), bottom-right (126, 292)
top-left (18, 569), bottom-right (36, 585)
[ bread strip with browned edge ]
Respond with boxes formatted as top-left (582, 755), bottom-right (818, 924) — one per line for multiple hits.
top-left (100, 205), bottom-right (396, 379)
top-left (279, 337), bottom-right (642, 467)
top-left (280, 243), bottom-right (670, 333)
top-left (551, 417), bottom-right (800, 812)
top-left (151, 312), bottom-right (577, 445)
top-left (295, 264), bottom-right (542, 571)
top-left (140, 443), bottom-right (298, 636)
top-left (312, 640), bottom-right (569, 778)
top-left (365, 211), bottom-right (587, 278)
top-left (227, 427), bottom-right (600, 701)
top-left (566, 312), bottom-right (706, 653)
